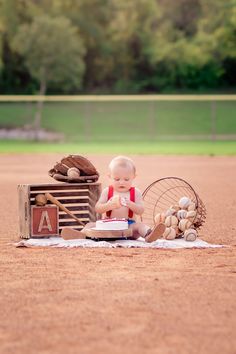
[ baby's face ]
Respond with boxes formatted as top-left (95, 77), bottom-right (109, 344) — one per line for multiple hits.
top-left (109, 165), bottom-right (135, 193)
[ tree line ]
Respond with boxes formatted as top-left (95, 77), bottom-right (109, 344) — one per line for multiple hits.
top-left (0, 0), bottom-right (235, 95)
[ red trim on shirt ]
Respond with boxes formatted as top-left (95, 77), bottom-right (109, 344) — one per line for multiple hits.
top-left (128, 187), bottom-right (135, 218)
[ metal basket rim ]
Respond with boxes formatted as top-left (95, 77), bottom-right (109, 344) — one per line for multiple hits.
top-left (142, 176), bottom-right (199, 203)
top-left (141, 176), bottom-right (206, 230)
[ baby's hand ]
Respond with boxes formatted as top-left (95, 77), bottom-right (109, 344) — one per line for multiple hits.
top-left (108, 195), bottom-right (121, 209)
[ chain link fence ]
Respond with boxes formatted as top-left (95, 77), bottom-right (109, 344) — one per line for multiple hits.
top-left (0, 95), bottom-right (235, 142)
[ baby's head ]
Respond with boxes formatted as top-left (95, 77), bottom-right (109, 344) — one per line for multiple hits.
top-left (108, 156), bottom-right (136, 192)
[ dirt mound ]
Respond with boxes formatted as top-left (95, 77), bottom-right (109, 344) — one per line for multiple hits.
top-left (0, 154), bottom-right (235, 354)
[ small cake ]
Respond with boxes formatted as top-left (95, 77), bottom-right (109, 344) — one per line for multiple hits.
top-left (95, 218), bottom-right (128, 231)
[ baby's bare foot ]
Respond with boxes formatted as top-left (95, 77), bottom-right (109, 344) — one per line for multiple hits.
top-left (61, 227), bottom-right (86, 240)
top-left (145, 223), bottom-right (166, 243)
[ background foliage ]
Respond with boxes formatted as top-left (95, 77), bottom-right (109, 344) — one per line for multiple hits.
top-left (0, 0), bottom-right (235, 94)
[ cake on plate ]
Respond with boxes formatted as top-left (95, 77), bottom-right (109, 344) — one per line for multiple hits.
top-left (95, 218), bottom-right (128, 231)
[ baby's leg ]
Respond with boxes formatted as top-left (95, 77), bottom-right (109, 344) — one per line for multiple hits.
top-left (61, 222), bottom-right (96, 240)
top-left (145, 223), bottom-right (166, 243)
top-left (129, 222), bottom-right (166, 242)
top-left (129, 222), bottom-right (150, 239)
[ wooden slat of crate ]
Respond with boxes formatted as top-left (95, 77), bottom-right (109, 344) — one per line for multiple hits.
top-left (50, 198), bottom-right (89, 204)
top-left (48, 201), bottom-right (89, 207)
top-left (64, 204), bottom-right (89, 208)
top-left (29, 182), bottom-right (92, 190)
top-left (59, 214), bottom-right (90, 220)
top-left (32, 190), bottom-right (89, 195)
top-left (59, 210), bottom-right (90, 218)
top-left (29, 182), bottom-right (99, 200)
top-left (30, 192), bottom-right (90, 203)
top-left (59, 218), bottom-right (90, 224)
top-left (18, 184), bottom-right (31, 239)
top-left (59, 224), bottom-right (84, 231)
top-left (59, 218), bottom-right (90, 227)
top-left (30, 198), bottom-right (90, 206)
top-left (31, 188), bottom-right (89, 192)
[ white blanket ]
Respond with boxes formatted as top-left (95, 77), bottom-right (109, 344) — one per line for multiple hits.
top-left (15, 237), bottom-right (224, 249)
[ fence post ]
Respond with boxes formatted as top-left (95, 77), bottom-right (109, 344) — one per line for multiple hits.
top-left (84, 101), bottom-right (91, 142)
top-left (211, 101), bottom-right (217, 141)
top-left (149, 100), bottom-right (156, 140)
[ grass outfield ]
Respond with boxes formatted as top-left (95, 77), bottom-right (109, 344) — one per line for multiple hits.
top-left (0, 140), bottom-right (236, 155)
top-left (0, 101), bottom-right (236, 140)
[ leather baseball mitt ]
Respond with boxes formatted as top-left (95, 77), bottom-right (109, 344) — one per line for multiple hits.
top-left (49, 155), bottom-right (99, 183)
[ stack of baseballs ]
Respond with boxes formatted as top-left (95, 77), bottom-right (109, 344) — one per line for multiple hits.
top-left (154, 196), bottom-right (198, 242)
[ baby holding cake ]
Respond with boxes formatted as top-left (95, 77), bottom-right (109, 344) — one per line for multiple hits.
top-left (63, 155), bottom-right (166, 242)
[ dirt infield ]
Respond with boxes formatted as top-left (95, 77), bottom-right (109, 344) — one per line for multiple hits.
top-left (1, 154), bottom-right (236, 354)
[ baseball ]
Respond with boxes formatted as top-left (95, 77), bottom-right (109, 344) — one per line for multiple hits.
top-left (188, 202), bottom-right (196, 211)
top-left (186, 210), bottom-right (197, 222)
top-left (184, 228), bottom-right (197, 242)
top-left (178, 196), bottom-right (191, 209)
top-left (177, 209), bottom-right (187, 220)
top-left (35, 194), bottom-right (47, 206)
top-left (170, 204), bottom-right (180, 212)
top-left (178, 218), bottom-right (192, 232)
top-left (165, 208), bottom-right (176, 217)
top-left (163, 227), bottom-right (176, 240)
top-left (165, 215), bottom-right (178, 228)
top-left (120, 197), bottom-right (127, 207)
top-left (67, 167), bottom-right (80, 179)
top-left (154, 212), bottom-right (166, 224)
top-left (111, 195), bottom-right (121, 208)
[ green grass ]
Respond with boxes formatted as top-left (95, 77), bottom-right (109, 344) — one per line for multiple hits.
top-left (0, 140), bottom-right (236, 155)
top-left (0, 101), bottom-right (236, 141)
top-left (0, 100), bottom-right (235, 154)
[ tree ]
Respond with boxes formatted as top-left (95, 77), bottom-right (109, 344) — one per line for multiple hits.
top-left (61, 0), bottom-right (116, 91)
top-left (0, 0), bottom-right (5, 71)
top-left (0, 27), bottom-right (3, 72)
top-left (11, 15), bottom-right (85, 138)
top-left (0, 0), bottom-right (235, 94)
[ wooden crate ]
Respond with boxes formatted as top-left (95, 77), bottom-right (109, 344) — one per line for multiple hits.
top-left (18, 182), bottom-right (101, 239)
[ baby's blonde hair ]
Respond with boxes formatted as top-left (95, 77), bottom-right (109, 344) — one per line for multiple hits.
top-left (109, 155), bottom-right (136, 174)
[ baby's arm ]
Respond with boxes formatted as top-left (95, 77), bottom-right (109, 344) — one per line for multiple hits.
top-left (125, 188), bottom-right (144, 216)
top-left (95, 188), bottom-right (120, 214)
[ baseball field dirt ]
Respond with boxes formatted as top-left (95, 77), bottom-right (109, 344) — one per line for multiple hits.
top-left (1, 154), bottom-right (235, 354)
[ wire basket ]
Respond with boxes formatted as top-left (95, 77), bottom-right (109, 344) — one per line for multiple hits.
top-left (141, 177), bottom-right (206, 236)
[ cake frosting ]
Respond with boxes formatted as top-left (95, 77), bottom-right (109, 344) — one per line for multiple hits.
top-left (95, 218), bottom-right (128, 231)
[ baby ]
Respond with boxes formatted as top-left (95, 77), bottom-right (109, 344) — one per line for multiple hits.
top-left (62, 156), bottom-right (166, 242)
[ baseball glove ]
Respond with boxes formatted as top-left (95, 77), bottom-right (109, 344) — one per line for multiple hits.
top-left (49, 155), bottom-right (99, 183)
